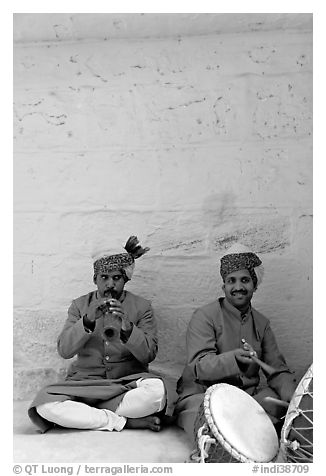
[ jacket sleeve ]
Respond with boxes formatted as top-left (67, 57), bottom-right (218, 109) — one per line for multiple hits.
top-left (187, 308), bottom-right (240, 381)
top-left (57, 300), bottom-right (93, 359)
top-left (123, 303), bottom-right (158, 365)
top-left (261, 323), bottom-right (296, 395)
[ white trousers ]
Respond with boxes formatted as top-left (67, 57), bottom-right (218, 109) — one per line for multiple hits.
top-left (36, 378), bottom-right (166, 432)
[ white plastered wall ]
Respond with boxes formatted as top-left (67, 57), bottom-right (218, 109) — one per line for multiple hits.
top-left (13, 14), bottom-right (312, 399)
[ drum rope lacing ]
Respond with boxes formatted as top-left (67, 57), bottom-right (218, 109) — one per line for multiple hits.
top-left (187, 425), bottom-right (216, 463)
top-left (284, 403), bottom-right (313, 461)
top-left (285, 438), bottom-right (313, 463)
top-left (197, 424), bottom-right (217, 463)
top-left (281, 365), bottom-right (313, 463)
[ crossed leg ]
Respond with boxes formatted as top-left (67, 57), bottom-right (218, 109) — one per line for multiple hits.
top-left (36, 378), bottom-right (166, 432)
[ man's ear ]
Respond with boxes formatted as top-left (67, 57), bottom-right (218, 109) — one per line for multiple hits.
top-left (121, 269), bottom-right (129, 283)
top-left (221, 283), bottom-right (225, 292)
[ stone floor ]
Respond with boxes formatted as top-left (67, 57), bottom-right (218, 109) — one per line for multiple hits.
top-left (13, 400), bottom-right (293, 466)
top-left (13, 400), bottom-right (192, 463)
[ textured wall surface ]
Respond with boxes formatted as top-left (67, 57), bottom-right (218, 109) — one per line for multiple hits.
top-left (14, 14), bottom-right (313, 400)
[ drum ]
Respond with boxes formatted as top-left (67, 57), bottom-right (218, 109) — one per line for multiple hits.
top-left (280, 364), bottom-right (313, 463)
top-left (193, 383), bottom-right (279, 463)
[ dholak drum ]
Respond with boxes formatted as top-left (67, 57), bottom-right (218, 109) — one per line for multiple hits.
top-left (193, 383), bottom-right (279, 463)
top-left (280, 364), bottom-right (313, 463)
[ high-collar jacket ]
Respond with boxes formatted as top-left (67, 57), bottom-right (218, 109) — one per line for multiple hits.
top-left (177, 297), bottom-right (293, 400)
top-left (57, 290), bottom-right (158, 381)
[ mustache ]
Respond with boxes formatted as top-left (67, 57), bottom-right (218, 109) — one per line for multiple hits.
top-left (104, 289), bottom-right (119, 299)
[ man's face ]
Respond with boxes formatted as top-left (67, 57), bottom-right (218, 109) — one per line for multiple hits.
top-left (222, 268), bottom-right (256, 312)
top-left (95, 270), bottom-right (125, 299)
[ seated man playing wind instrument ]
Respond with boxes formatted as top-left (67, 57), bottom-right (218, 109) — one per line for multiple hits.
top-left (28, 236), bottom-right (176, 433)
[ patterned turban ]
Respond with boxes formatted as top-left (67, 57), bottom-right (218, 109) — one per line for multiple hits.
top-left (92, 236), bottom-right (150, 283)
top-left (220, 243), bottom-right (264, 288)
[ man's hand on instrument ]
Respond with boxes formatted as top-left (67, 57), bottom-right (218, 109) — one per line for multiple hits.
top-left (108, 299), bottom-right (132, 332)
top-left (86, 296), bottom-right (110, 323)
top-left (234, 348), bottom-right (256, 365)
top-left (241, 339), bottom-right (258, 358)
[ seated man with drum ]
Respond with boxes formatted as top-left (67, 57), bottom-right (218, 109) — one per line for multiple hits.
top-left (175, 243), bottom-right (297, 451)
top-left (28, 236), bottom-right (176, 433)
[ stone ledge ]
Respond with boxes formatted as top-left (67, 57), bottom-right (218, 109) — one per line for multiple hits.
top-left (14, 361), bottom-right (185, 401)
top-left (14, 365), bottom-right (69, 401)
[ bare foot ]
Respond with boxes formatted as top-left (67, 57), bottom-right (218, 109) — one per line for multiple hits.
top-left (125, 415), bottom-right (161, 432)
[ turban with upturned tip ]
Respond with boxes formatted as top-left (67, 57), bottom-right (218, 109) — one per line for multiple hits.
top-left (92, 236), bottom-right (150, 283)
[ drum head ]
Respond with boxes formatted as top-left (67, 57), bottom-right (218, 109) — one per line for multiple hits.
top-left (207, 384), bottom-right (279, 462)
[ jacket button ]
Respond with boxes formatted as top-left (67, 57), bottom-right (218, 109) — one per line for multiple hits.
top-left (105, 356), bottom-right (110, 361)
